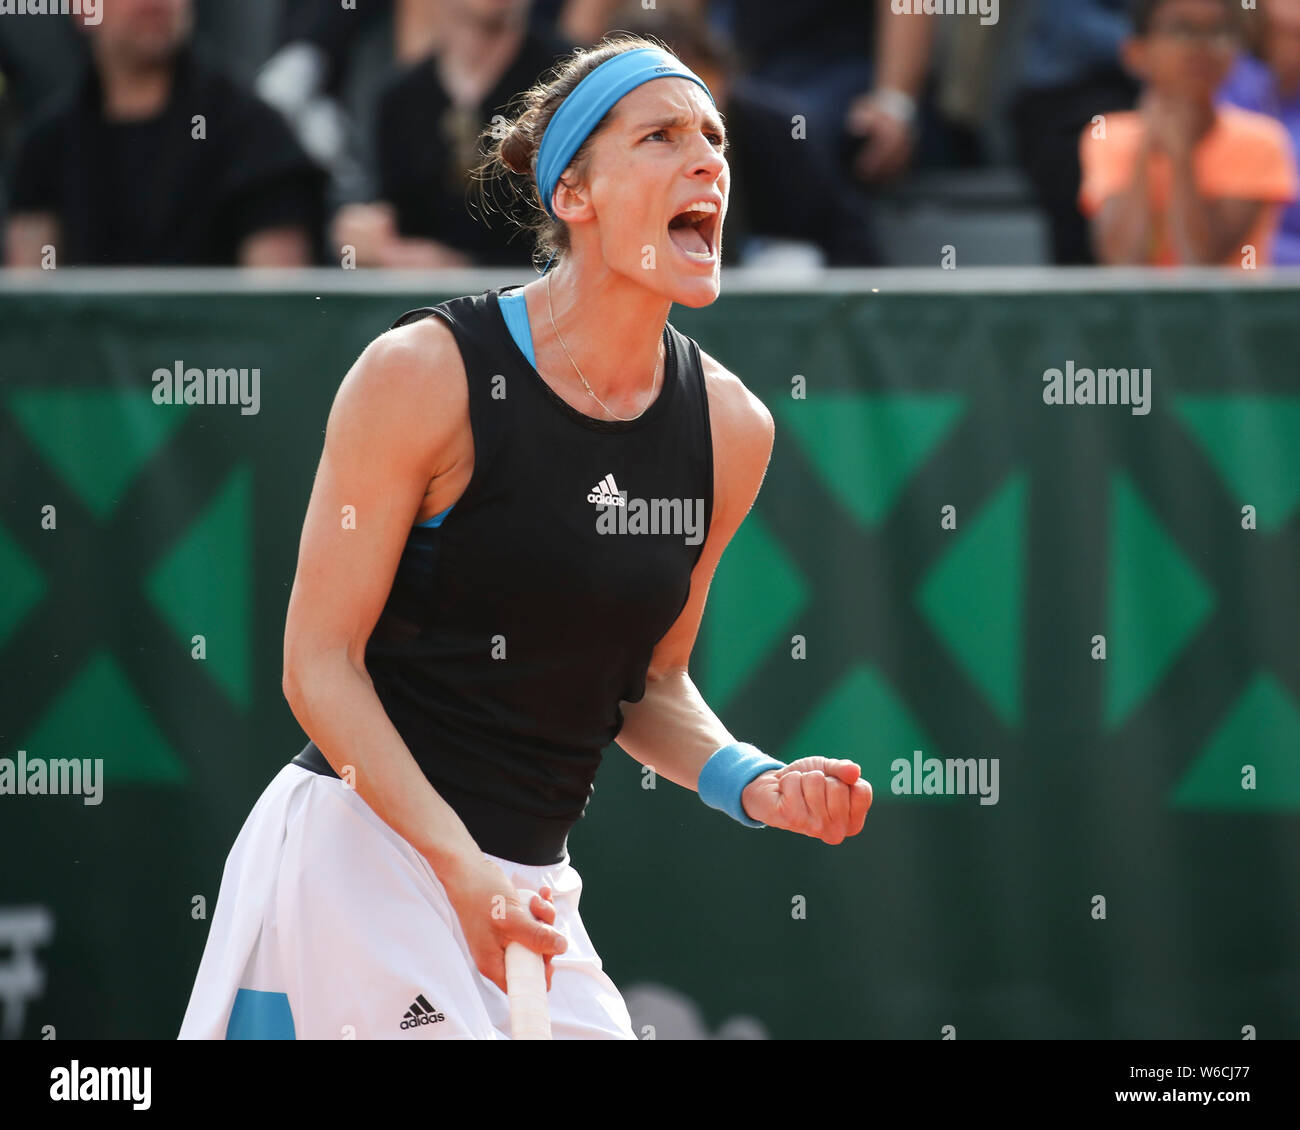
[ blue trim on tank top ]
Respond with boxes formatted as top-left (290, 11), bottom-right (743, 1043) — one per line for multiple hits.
top-left (497, 287), bottom-right (537, 367)
top-left (416, 504), bottom-right (454, 529)
top-left (415, 288), bottom-right (535, 529)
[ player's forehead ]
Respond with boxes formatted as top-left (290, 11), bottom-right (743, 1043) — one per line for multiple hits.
top-left (612, 78), bottom-right (724, 135)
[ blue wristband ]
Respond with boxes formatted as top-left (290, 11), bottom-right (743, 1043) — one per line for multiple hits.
top-left (697, 742), bottom-right (785, 828)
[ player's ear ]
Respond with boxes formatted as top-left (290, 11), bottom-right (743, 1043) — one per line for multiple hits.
top-left (552, 170), bottom-right (595, 224)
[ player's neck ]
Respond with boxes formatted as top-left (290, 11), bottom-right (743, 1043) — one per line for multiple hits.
top-left (528, 264), bottom-right (672, 413)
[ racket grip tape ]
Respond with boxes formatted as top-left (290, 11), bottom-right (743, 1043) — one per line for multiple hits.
top-left (504, 888), bottom-right (552, 1040)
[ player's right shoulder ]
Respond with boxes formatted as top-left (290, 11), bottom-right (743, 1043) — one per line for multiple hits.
top-left (356, 313), bottom-right (464, 392)
top-left (327, 314), bottom-right (469, 458)
top-left (342, 315), bottom-right (465, 411)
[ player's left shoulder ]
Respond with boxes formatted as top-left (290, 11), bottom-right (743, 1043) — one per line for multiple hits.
top-left (698, 348), bottom-right (775, 459)
top-left (696, 349), bottom-right (775, 530)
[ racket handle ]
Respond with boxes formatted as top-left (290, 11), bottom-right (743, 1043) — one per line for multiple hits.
top-left (505, 889), bottom-right (552, 1040)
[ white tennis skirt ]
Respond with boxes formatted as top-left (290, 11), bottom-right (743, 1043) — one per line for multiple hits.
top-left (178, 762), bottom-right (636, 1040)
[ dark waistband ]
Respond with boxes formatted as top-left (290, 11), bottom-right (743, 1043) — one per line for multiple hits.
top-left (290, 741), bottom-right (571, 867)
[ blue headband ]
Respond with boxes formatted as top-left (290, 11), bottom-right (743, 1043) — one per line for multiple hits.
top-left (534, 46), bottom-right (715, 220)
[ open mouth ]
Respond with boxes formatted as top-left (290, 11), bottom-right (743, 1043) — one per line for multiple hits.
top-left (667, 199), bottom-right (720, 262)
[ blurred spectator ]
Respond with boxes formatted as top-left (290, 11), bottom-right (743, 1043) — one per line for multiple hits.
top-left (262, 0), bottom-right (567, 98)
top-left (1080, 0), bottom-right (1298, 266)
top-left (0, 9), bottom-right (86, 229)
top-left (0, 10), bottom-right (86, 130)
top-left (1010, 0), bottom-right (1139, 264)
top-left (930, 7), bottom-right (1017, 168)
top-left (723, 0), bottom-right (932, 263)
top-left (715, 0), bottom-right (935, 190)
top-left (4, 0), bottom-right (325, 268)
top-left (1218, 0), bottom-right (1300, 263)
top-left (331, 0), bottom-right (569, 268)
top-left (255, 0), bottom-right (428, 207)
top-left (255, 0), bottom-right (575, 209)
top-left (555, 0), bottom-right (633, 44)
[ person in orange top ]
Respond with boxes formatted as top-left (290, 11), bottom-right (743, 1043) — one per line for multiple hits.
top-left (1079, 0), bottom-right (1299, 265)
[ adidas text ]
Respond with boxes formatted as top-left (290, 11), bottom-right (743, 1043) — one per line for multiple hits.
top-left (400, 994), bottom-right (446, 1030)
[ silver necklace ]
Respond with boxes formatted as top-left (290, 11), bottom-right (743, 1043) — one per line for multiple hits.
top-left (546, 273), bottom-right (660, 422)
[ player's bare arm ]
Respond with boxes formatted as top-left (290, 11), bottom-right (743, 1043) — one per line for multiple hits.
top-left (614, 353), bottom-right (872, 845)
top-left (282, 318), bottom-right (566, 992)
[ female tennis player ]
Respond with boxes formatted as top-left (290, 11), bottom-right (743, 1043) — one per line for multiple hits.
top-left (179, 34), bottom-right (872, 1041)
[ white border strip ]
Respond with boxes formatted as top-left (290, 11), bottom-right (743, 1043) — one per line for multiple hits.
top-left (2, 266), bottom-right (1300, 295)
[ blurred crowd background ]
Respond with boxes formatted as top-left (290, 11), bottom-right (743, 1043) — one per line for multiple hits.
top-left (1, 0), bottom-right (1298, 270)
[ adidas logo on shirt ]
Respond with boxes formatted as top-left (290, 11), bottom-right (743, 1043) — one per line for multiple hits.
top-left (587, 473), bottom-right (626, 508)
top-left (587, 470), bottom-right (707, 547)
top-left (400, 993), bottom-right (446, 1030)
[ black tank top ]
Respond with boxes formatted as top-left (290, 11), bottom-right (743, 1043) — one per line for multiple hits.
top-left (293, 286), bottom-right (715, 864)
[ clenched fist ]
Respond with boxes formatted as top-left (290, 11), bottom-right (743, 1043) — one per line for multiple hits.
top-left (741, 757), bottom-right (872, 844)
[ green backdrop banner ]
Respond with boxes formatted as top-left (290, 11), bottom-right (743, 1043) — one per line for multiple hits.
top-left (1, 282), bottom-right (1298, 1039)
